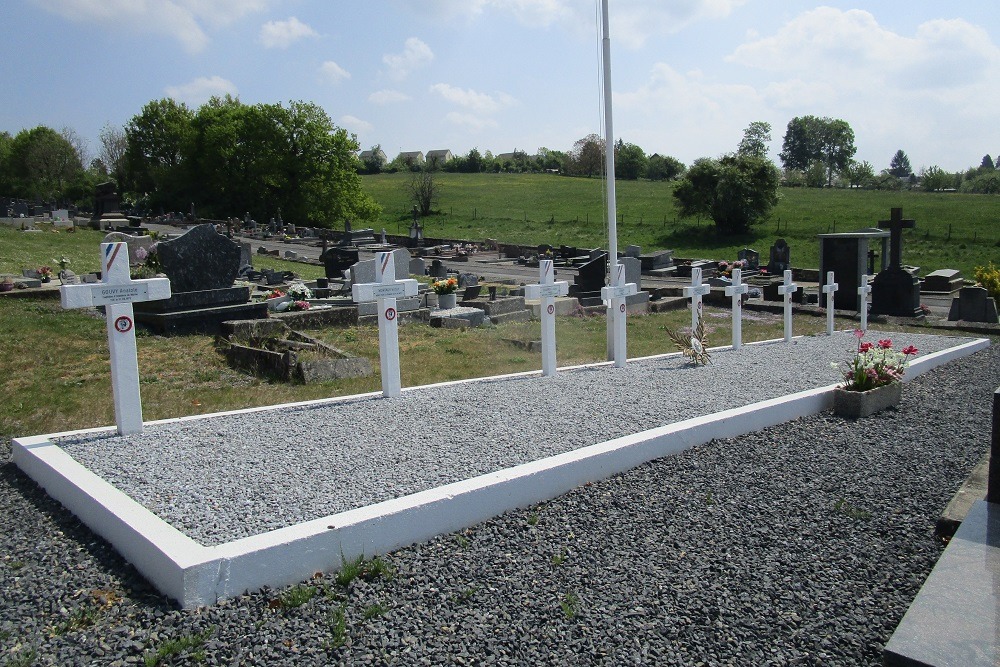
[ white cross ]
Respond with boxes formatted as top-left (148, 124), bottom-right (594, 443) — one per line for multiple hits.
top-left (682, 267), bottom-right (712, 335)
top-left (777, 269), bottom-right (799, 342)
top-left (351, 252), bottom-right (418, 397)
top-left (601, 262), bottom-right (638, 368)
top-left (858, 273), bottom-right (872, 332)
top-left (724, 268), bottom-right (750, 349)
top-left (821, 270), bottom-right (839, 335)
top-left (60, 242), bottom-right (171, 435)
top-left (523, 260), bottom-right (569, 376)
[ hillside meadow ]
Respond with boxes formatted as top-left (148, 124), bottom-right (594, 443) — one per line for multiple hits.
top-left (362, 172), bottom-right (1000, 277)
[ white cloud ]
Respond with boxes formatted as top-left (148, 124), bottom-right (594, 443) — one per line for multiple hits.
top-left (445, 111), bottom-right (498, 132)
top-left (340, 115), bottom-right (373, 134)
top-left (32, 0), bottom-right (271, 53)
top-left (369, 89), bottom-right (411, 104)
top-left (259, 16), bottom-right (317, 49)
top-left (319, 60), bottom-right (350, 84)
top-left (382, 37), bottom-right (434, 80)
top-left (430, 83), bottom-right (515, 113)
top-left (165, 75), bottom-right (238, 106)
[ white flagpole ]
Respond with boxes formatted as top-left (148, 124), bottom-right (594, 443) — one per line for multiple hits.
top-left (601, 0), bottom-right (618, 276)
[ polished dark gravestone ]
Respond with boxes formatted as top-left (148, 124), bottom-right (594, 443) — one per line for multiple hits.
top-left (870, 208), bottom-right (922, 317)
top-left (817, 228), bottom-right (889, 311)
top-left (134, 224), bottom-right (266, 334)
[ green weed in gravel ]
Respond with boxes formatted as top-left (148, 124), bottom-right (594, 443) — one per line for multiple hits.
top-left (279, 583), bottom-right (317, 609)
top-left (362, 603), bottom-right (389, 620)
top-left (560, 591), bottom-right (581, 619)
top-left (143, 627), bottom-right (214, 667)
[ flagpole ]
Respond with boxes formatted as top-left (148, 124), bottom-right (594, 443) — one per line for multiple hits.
top-left (601, 0), bottom-right (617, 278)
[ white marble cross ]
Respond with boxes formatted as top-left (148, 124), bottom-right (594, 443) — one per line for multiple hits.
top-left (60, 242), bottom-right (171, 435)
top-left (524, 260), bottom-right (569, 376)
top-left (777, 269), bottom-right (799, 342)
top-left (601, 262), bottom-right (638, 368)
top-left (351, 252), bottom-right (418, 397)
top-left (682, 267), bottom-right (712, 335)
top-left (858, 273), bottom-right (872, 332)
top-left (724, 268), bottom-right (749, 349)
top-left (822, 270), bottom-right (839, 335)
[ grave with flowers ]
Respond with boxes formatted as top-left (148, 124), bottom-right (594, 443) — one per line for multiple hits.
top-left (832, 330), bottom-right (919, 418)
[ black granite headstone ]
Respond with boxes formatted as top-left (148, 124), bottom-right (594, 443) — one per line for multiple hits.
top-left (156, 223), bottom-right (241, 293)
top-left (766, 239), bottom-right (790, 274)
top-left (321, 247), bottom-right (359, 280)
top-left (870, 208), bottom-right (921, 317)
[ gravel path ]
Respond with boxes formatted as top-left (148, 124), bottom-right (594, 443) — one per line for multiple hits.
top-left (2, 331), bottom-right (997, 665)
top-left (58, 330), bottom-right (972, 545)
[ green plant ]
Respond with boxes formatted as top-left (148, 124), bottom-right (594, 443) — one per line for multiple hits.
top-left (455, 534), bottom-right (470, 548)
top-left (834, 498), bottom-right (871, 520)
top-left (335, 554), bottom-right (394, 587)
top-left (527, 512), bottom-right (539, 526)
top-left (454, 586), bottom-right (479, 602)
top-left (328, 606), bottom-right (347, 647)
top-left (279, 583), bottom-right (317, 609)
top-left (3, 648), bottom-right (36, 667)
top-left (551, 549), bottom-right (568, 566)
top-left (836, 330), bottom-right (918, 391)
top-left (362, 603), bottom-right (389, 620)
top-left (974, 262), bottom-right (1000, 303)
top-left (143, 627), bottom-right (214, 667)
top-left (50, 605), bottom-right (100, 635)
top-left (560, 591), bottom-right (581, 619)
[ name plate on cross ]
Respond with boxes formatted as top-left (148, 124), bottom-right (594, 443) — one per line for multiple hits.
top-left (59, 242), bottom-right (172, 435)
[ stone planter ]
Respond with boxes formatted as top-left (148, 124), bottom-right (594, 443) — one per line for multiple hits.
top-left (437, 292), bottom-right (457, 309)
top-left (833, 382), bottom-right (903, 419)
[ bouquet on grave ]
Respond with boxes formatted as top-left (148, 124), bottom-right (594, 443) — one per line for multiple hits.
top-left (664, 319), bottom-right (711, 366)
top-left (287, 300), bottom-right (311, 311)
top-left (286, 282), bottom-right (313, 300)
top-left (835, 329), bottom-right (917, 392)
top-left (431, 277), bottom-right (458, 295)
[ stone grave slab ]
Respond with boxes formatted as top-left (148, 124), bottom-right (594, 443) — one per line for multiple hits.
top-left (923, 269), bottom-right (964, 294)
top-left (948, 286), bottom-right (1000, 323)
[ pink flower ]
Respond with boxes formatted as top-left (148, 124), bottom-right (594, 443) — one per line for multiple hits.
top-left (877, 339), bottom-right (893, 349)
top-left (853, 329), bottom-right (865, 339)
top-left (866, 368), bottom-right (879, 380)
top-left (902, 345), bottom-right (918, 356)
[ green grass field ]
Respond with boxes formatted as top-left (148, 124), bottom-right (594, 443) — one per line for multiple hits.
top-left (362, 173), bottom-right (1000, 276)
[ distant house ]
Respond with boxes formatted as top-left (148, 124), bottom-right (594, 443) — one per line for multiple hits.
top-left (496, 152), bottom-right (517, 163)
top-left (359, 148), bottom-right (387, 166)
top-left (425, 149), bottom-right (453, 165)
top-left (396, 151), bottom-right (425, 167)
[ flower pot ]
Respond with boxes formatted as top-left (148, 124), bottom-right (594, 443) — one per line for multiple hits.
top-left (437, 293), bottom-right (457, 309)
top-left (833, 382), bottom-right (902, 419)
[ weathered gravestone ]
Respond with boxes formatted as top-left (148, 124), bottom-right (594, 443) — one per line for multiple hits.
top-left (948, 286), bottom-right (1000, 323)
top-left (350, 248), bottom-right (420, 317)
top-left (103, 232), bottom-right (156, 266)
top-left (922, 269), bottom-right (963, 294)
top-left (90, 181), bottom-right (129, 231)
top-left (133, 223), bottom-right (267, 334)
top-left (737, 247), bottom-right (760, 271)
top-left (429, 259), bottom-right (448, 279)
top-left (321, 247), bottom-right (359, 281)
top-left (870, 208), bottom-right (922, 317)
top-left (409, 257), bottom-right (426, 277)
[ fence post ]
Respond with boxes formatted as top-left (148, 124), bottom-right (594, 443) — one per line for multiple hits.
top-left (988, 386), bottom-right (1000, 504)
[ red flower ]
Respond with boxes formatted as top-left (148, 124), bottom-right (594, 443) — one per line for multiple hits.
top-left (877, 339), bottom-right (893, 349)
top-left (902, 345), bottom-right (918, 356)
top-left (859, 342), bottom-right (873, 353)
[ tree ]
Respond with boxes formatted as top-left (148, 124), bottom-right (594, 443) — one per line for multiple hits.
top-left (0, 131), bottom-right (14, 194)
top-left (673, 154), bottom-right (780, 235)
top-left (361, 144), bottom-right (385, 175)
top-left (463, 147), bottom-right (484, 173)
top-left (614, 140), bottom-right (647, 180)
top-left (888, 149), bottom-right (912, 178)
top-left (981, 155), bottom-right (995, 171)
top-left (646, 154), bottom-right (685, 181)
top-left (98, 123), bottom-right (128, 189)
top-left (124, 98), bottom-right (195, 208)
top-left (7, 125), bottom-right (85, 201)
top-left (842, 160), bottom-right (875, 188)
top-left (408, 170), bottom-right (439, 216)
top-left (779, 115), bottom-right (856, 186)
top-left (570, 134), bottom-right (604, 177)
top-left (920, 166), bottom-right (953, 192)
top-left (737, 121), bottom-right (771, 159)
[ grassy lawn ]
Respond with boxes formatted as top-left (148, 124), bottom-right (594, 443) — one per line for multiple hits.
top-left (363, 172), bottom-right (1000, 276)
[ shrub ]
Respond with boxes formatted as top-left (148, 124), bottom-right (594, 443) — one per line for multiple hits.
top-left (974, 262), bottom-right (1000, 303)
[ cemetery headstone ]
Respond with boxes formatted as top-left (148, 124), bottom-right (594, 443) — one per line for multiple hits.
top-left (778, 269), bottom-right (799, 342)
top-left (682, 267), bottom-right (711, 336)
top-left (822, 270), bottom-right (839, 335)
top-left (102, 232), bottom-right (156, 266)
top-left (817, 228), bottom-right (888, 311)
top-left (601, 262), bottom-right (638, 368)
top-left (350, 248), bottom-right (410, 286)
top-left (858, 274), bottom-right (872, 330)
top-left (737, 248), bottom-right (760, 270)
top-left (523, 259), bottom-right (569, 376)
top-left (321, 247), bottom-right (359, 281)
top-left (766, 239), bottom-right (791, 275)
top-left (60, 242), bottom-right (171, 433)
top-left (922, 269), bottom-right (963, 293)
top-left (725, 268), bottom-right (749, 349)
top-left (870, 208), bottom-right (922, 317)
top-left (948, 286), bottom-right (1000, 323)
top-left (351, 252), bottom-right (419, 397)
top-left (429, 259), bottom-right (448, 279)
top-left (458, 272), bottom-right (478, 288)
top-left (625, 245), bottom-right (641, 258)
top-left (409, 257), bottom-right (426, 277)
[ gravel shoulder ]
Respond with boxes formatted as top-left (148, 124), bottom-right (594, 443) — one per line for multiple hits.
top-left (2, 332), bottom-right (997, 666)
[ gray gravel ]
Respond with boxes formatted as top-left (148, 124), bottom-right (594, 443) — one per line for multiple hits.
top-left (57, 329), bottom-right (972, 545)
top-left (2, 330), bottom-right (996, 666)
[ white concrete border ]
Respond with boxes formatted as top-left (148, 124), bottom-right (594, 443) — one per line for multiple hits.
top-left (12, 335), bottom-right (990, 608)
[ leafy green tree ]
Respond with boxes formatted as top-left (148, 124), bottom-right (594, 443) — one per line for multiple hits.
top-left (673, 154), bottom-right (781, 235)
top-left (570, 134), bottom-right (604, 177)
top-left (7, 125), bottom-right (85, 201)
top-left (463, 147), bottom-right (484, 173)
top-left (0, 131), bottom-right (13, 194)
top-left (843, 160), bottom-right (875, 188)
top-left (124, 98), bottom-right (195, 209)
top-left (779, 115), bottom-right (856, 186)
top-left (614, 140), bottom-right (647, 180)
top-left (98, 123), bottom-right (128, 190)
top-left (737, 121), bottom-right (771, 159)
top-left (408, 170), bottom-right (440, 216)
top-left (804, 160), bottom-right (827, 188)
top-left (961, 171), bottom-right (1000, 194)
top-left (981, 154), bottom-right (995, 171)
top-left (920, 166), bottom-right (953, 192)
top-left (535, 147), bottom-right (564, 172)
top-left (646, 154), bottom-right (685, 181)
top-left (888, 149), bottom-right (912, 178)
top-left (361, 144), bottom-right (385, 175)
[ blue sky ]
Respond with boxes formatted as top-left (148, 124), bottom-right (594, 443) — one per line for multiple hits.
top-left (4, 1), bottom-right (999, 173)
